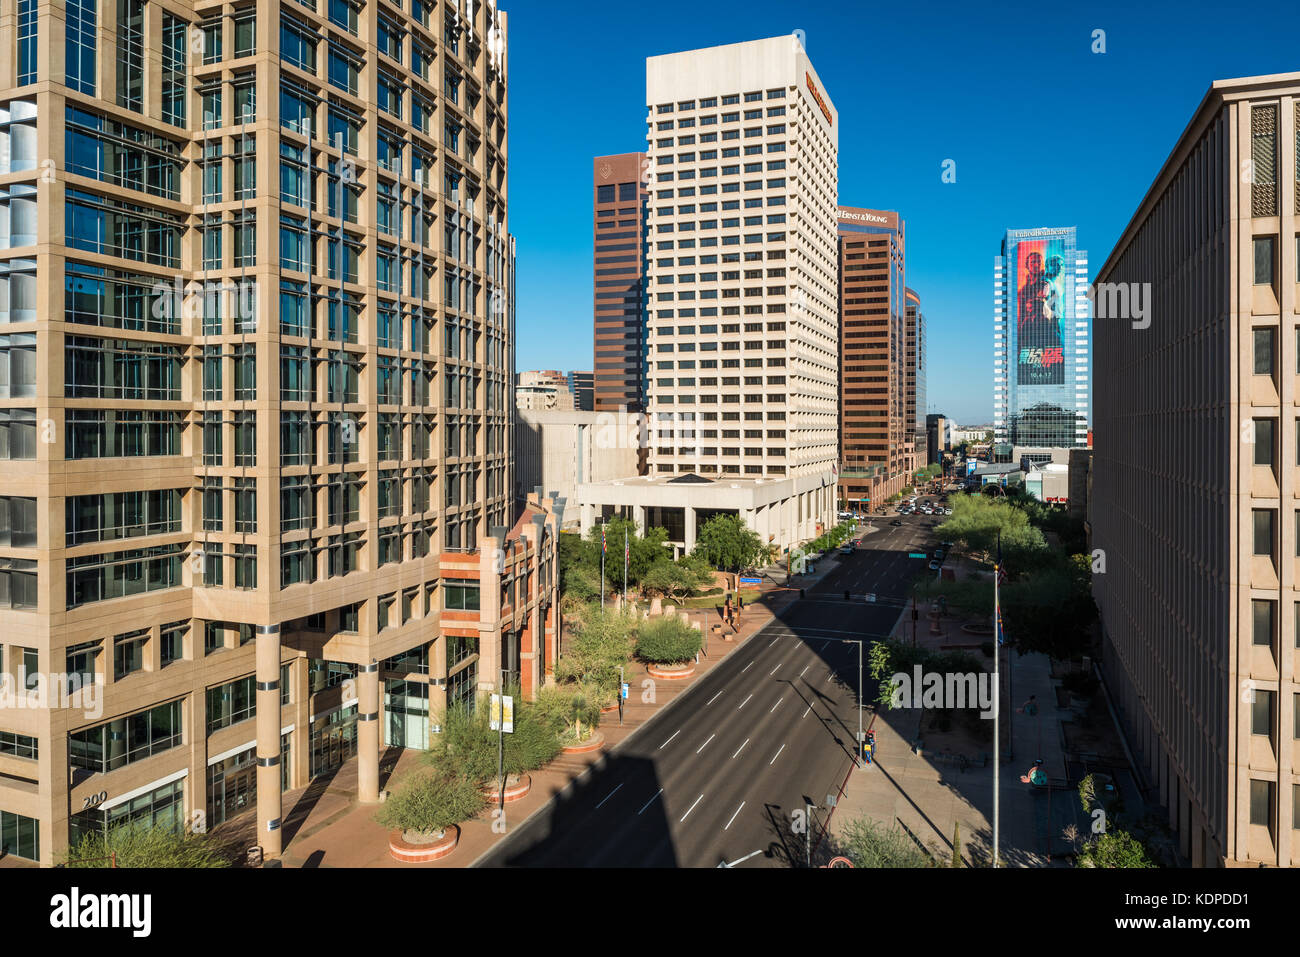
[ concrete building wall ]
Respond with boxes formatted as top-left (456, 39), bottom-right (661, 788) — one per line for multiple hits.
top-left (1092, 72), bottom-right (1300, 867)
top-left (515, 410), bottom-right (640, 526)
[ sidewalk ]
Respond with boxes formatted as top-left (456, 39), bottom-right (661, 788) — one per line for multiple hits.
top-left (823, 608), bottom-right (1072, 867)
top-left (262, 589), bottom-right (799, 867)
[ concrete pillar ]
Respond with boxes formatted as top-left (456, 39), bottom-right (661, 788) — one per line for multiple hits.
top-left (357, 662), bottom-right (380, 803)
top-left (632, 504), bottom-right (646, 535)
top-left (255, 624), bottom-right (283, 859)
top-left (684, 506), bottom-right (697, 552)
top-left (580, 502), bottom-right (594, 538)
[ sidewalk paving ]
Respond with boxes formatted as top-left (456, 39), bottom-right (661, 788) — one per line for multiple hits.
top-left (259, 586), bottom-right (802, 867)
top-left (821, 607), bottom-right (1073, 867)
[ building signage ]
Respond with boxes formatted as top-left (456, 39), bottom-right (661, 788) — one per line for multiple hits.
top-left (839, 211), bottom-right (890, 224)
top-left (805, 72), bottom-right (832, 127)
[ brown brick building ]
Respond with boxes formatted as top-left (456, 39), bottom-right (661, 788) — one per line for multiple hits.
top-left (592, 153), bottom-right (647, 413)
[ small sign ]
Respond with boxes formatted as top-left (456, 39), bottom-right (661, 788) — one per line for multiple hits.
top-left (908, 553), bottom-right (927, 559)
top-left (489, 694), bottom-right (514, 733)
top-left (866, 593), bottom-right (876, 603)
top-left (620, 683), bottom-right (629, 700)
top-left (739, 577), bottom-right (761, 584)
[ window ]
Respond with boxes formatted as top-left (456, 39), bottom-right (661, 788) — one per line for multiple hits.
top-left (0, 559), bottom-right (37, 610)
top-left (0, 496), bottom-right (36, 547)
top-left (234, 14), bottom-right (257, 57)
top-left (161, 14), bottom-right (187, 127)
top-left (1253, 509), bottom-right (1275, 558)
top-left (1252, 599), bottom-right (1275, 646)
top-left (17, 0), bottom-right (37, 86)
top-left (1252, 689), bottom-right (1275, 736)
top-left (0, 810), bottom-right (39, 861)
top-left (444, 582), bottom-right (480, 611)
top-left (66, 544), bottom-right (185, 608)
top-left (1249, 779), bottom-right (1274, 828)
top-left (1253, 327), bottom-right (1276, 375)
top-left (64, 0), bottom-right (97, 93)
top-left (1253, 418), bottom-right (1275, 466)
top-left (69, 700), bottom-right (183, 773)
top-left (207, 675), bottom-right (257, 733)
top-left (1254, 236), bottom-right (1277, 286)
top-left (113, 629), bottom-right (148, 680)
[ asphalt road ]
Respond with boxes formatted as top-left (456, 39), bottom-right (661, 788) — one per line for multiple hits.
top-left (476, 511), bottom-right (945, 868)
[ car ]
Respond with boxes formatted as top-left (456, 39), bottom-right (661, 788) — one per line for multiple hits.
top-left (890, 520), bottom-right (903, 526)
top-left (940, 541), bottom-right (954, 549)
top-left (840, 545), bottom-right (854, 556)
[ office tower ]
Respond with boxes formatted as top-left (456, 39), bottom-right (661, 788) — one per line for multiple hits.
top-left (644, 36), bottom-right (839, 483)
top-left (1092, 72), bottom-right (1300, 867)
top-left (568, 370), bottom-right (594, 411)
top-left (925, 413), bottom-right (949, 467)
top-left (838, 207), bottom-right (908, 509)
top-left (593, 153), bottom-right (648, 413)
top-left (907, 287), bottom-right (926, 453)
top-left (0, 0), bottom-right (560, 867)
top-left (993, 227), bottom-right (1090, 459)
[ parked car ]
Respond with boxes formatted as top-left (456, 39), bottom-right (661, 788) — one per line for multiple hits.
top-left (890, 520), bottom-right (903, 526)
top-left (840, 545), bottom-right (854, 556)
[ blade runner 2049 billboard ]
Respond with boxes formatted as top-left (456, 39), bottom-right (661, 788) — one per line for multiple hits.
top-left (1013, 238), bottom-right (1067, 386)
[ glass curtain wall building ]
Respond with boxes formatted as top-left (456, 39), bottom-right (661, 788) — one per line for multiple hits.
top-left (993, 226), bottom-right (1090, 458)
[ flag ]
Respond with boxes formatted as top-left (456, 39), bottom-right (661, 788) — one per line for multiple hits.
top-left (624, 529), bottom-right (629, 564)
top-left (601, 525), bottom-right (607, 555)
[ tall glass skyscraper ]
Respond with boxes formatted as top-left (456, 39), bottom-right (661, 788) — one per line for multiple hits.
top-left (992, 227), bottom-right (1090, 457)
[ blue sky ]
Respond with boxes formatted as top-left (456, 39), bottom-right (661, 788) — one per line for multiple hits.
top-left (506, 0), bottom-right (1298, 425)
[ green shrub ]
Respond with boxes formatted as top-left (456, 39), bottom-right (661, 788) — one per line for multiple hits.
top-left (1077, 830), bottom-right (1157, 868)
top-left (555, 605), bottom-right (635, 702)
top-left (429, 698), bottom-right (562, 784)
top-left (62, 821), bottom-right (230, 868)
top-left (376, 768), bottom-right (485, 835)
top-left (831, 816), bottom-right (935, 868)
top-left (636, 615), bottom-right (703, 664)
top-left (532, 684), bottom-right (602, 741)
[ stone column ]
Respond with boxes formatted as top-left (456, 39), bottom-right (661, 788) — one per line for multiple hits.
top-left (357, 662), bottom-right (380, 803)
top-left (684, 506), bottom-right (697, 552)
top-left (255, 624), bottom-right (283, 859)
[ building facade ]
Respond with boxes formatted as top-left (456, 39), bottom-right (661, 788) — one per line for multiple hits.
top-left (515, 408), bottom-right (639, 525)
top-left (592, 152), bottom-right (647, 414)
top-left (838, 207), bottom-right (908, 509)
top-left (568, 370), bottom-right (593, 411)
top-left (515, 368), bottom-right (573, 410)
top-left (993, 226), bottom-right (1090, 460)
top-left (906, 286), bottom-right (926, 452)
top-left (1092, 72), bottom-right (1300, 867)
top-left (925, 412), bottom-right (949, 467)
top-left (0, 0), bottom-right (560, 867)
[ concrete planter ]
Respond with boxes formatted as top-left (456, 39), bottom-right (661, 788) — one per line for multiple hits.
top-left (560, 730), bottom-right (606, 754)
top-left (480, 773), bottom-right (532, 803)
top-left (646, 662), bottom-right (696, 680)
top-left (389, 825), bottom-right (459, 863)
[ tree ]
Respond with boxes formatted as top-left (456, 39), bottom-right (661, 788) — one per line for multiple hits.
top-left (951, 822), bottom-right (962, 868)
top-left (429, 696), bottom-right (562, 785)
top-left (585, 516), bottom-right (672, 589)
top-left (555, 605), bottom-right (635, 701)
top-left (641, 558), bottom-right (713, 604)
top-left (693, 513), bottom-right (764, 573)
top-left (935, 493), bottom-right (1048, 566)
top-left (532, 684), bottom-right (602, 742)
top-left (375, 768), bottom-right (486, 838)
top-left (62, 821), bottom-right (230, 868)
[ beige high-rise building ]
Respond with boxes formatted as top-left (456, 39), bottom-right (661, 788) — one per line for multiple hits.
top-left (642, 36), bottom-right (839, 488)
top-left (0, 0), bottom-right (561, 867)
top-left (1092, 71), bottom-right (1300, 867)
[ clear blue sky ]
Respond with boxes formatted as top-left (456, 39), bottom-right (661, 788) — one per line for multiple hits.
top-left (506, 0), bottom-right (1298, 425)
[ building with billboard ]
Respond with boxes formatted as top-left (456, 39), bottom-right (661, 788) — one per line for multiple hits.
top-left (593, 153), bottom-right (648, 413)
top-left (838, 207), bottom-right (909, 510)
top-left (993, 227), bottom-right (1090, 460)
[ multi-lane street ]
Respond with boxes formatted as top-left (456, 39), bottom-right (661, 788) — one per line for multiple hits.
top-left (477, 509), bottom-right (945, 867)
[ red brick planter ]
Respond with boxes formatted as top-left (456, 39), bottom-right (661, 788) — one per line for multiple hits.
top-left (389, 825), bottom-right (459, 863)
top-left (600, 702), bottom-right (620, 714)
top-left (561, 731), bottom-right (605, 754)
top-left (646, 662), bottom-right (696, 680)
top-left (480, 773), bottom-right (532, 803)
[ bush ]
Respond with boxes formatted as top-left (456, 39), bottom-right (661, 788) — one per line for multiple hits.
top-left (636, 615), bottom-right (703, 664)
top-left (430, 697), bottom-right (562, 784)
top-left (831, 816), bottom-right (935, 868)
top-left (62, 821), bottom-right (230, 868)
top-left (376, 768), bottom-right (485, 836)
top-left (532, 684), bottom-right (602, 742)
top-left (555, 605), bottom-right (635, 702)
top-left (1077, 830), bottom-right (1157, 868)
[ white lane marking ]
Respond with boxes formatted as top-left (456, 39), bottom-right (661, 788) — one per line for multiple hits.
top-left (769, 659), bottom-right (785, 676)
top-left (825, 673), bottom-right (833, 684)
top-left (596, 783), bottom-right (624, 808)
top-left (638, 789), bottom-right (663, 815)
top-left (732, 738), bottom-right (750, 759)
top-left (707, 690), bottom-right (724, 706)
top-left (741, 661), bottom-right (754, 674)
top-left (659, 730), bottom-right (680, 750)
top-left (770, 696), bottom-right (784, 714)
top-left (724, 801), bottom-right (745, 831)
top-left (696, 733), bottom-right (716, 754)
top-left (769, 743), bottom-right (786, 766)
top-left (680, 793), bottom-right (704, 822)
top-left (768, 636), bottom-right (780, 648)
top-left (802, 705), bottom-right (812, 718)
top-left (738, 693), bottom-right (754, 710)
top-left (799, 664), bottom-right (810, 678)
top-left (819, 641), bottom-right (830, 651)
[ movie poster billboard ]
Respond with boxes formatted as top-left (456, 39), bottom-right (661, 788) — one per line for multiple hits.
top-left (1014, 238), bottom-right (1067, 386)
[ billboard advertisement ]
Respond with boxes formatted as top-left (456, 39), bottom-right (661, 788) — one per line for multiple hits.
top-left (1014, 238), bottom-right (1066, 386)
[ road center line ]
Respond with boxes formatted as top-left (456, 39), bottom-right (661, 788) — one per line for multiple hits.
top-left (595, 783), bottom-right (624, 809)
top-left (696, 733), bottom-right (716, 754)
top-left (732, 738), bottom-right (749, 759)
top-left (738, 693), bottom-right (754, 710)
top-left (637, 788), bottom-right (663, 815)
top-left (769, 743), bottom-right (786, 766)
top-left (680, 793), bottom-right (704, 822)
top-left (724, 801), bottom-right (745, 830)
top-left (659, 730), bottom-right (680, 750)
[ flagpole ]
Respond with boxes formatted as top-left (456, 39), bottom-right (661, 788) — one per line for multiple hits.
top-left (623, 527), bottom-right (628, 601)
top-left (993, 530), bottom-right (1001, 869)
top-left (601, 521), bottom-right (606, 610)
